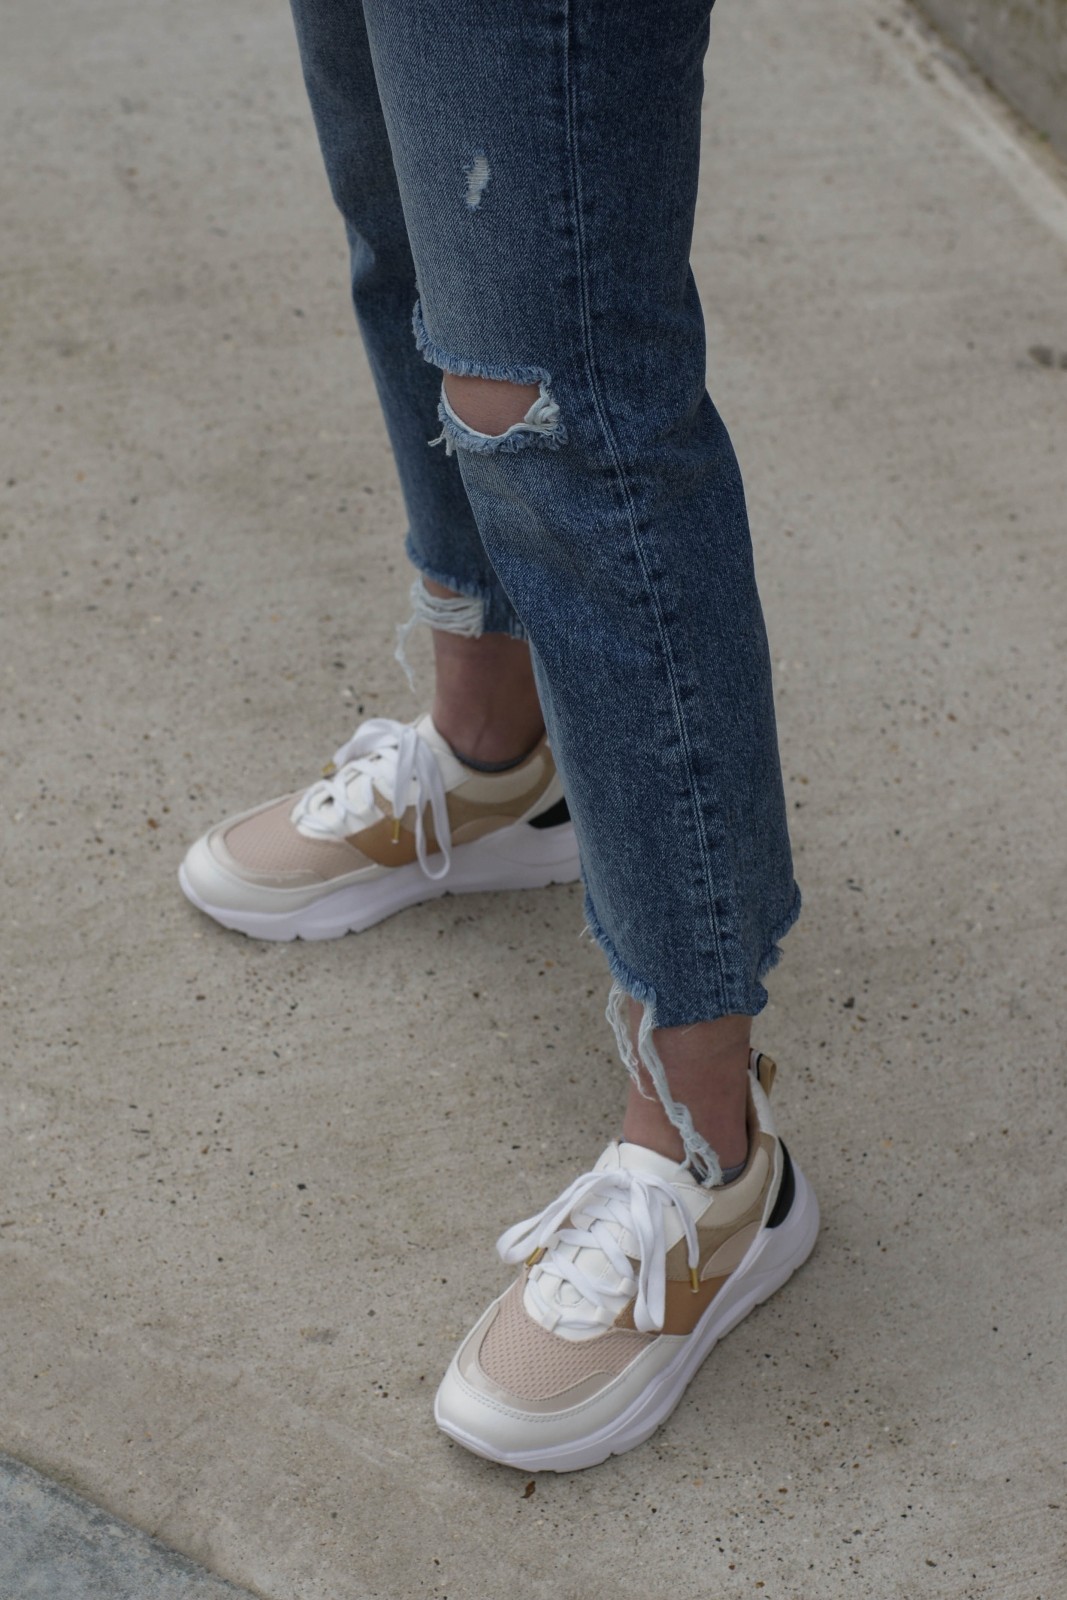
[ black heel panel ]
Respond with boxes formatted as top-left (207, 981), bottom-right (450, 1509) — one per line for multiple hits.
top-left (766, 1142), bottom-right (796, 1229)
top-left (528, 796), bottom-right (571, 830)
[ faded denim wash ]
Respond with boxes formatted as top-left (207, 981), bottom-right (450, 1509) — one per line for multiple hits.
top-left (287, 0), bottom-right (801, 1169)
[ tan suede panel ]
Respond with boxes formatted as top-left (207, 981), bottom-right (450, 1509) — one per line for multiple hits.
top-left (352, 759), bottom-right (557, 868)
top-left (349, 816), bottom-right (423, 869)
top-left (222, 799), bottom-right (373, 879)
top-left (450, 816), bottom-right (515, 846)
top-left (699, 1220), bottom-right (761, 1278)
top-left (447, 780), bottom-right (554, 827)
top-left (615, 1273), bottom-right (732, 1336)
top-left (676, 1190), bottom-right (767, 1280)
top-left (755, 1053), bottom-right (777, 1096)
top-left (478, 1279), bottom-right (650, 1402)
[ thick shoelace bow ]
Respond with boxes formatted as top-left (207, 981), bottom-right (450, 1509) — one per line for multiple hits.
top-left (291, 717), bottom-right (453, 880)
top-left (497, 1166), bottom-right (700, 1335)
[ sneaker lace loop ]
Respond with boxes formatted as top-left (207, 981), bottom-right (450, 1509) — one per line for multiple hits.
top-left (496, 1168), bottom-right (700, 1335)
top-left (290, 718), bottom-right (453, 881)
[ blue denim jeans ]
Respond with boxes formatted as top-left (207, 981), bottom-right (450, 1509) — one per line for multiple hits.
top-left (288, 0), bottom-right (800, 1169)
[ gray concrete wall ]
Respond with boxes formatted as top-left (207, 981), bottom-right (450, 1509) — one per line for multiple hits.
top-left (916, 0), bottom-right (1067, 154)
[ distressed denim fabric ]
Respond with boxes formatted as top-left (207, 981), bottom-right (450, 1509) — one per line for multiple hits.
top-left (288, 0), bottom-right (522, 635)
top-left (287, 0), bottom-right (800, 1048)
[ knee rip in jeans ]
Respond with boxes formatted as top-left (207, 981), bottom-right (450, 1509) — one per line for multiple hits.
top-left (394, 574), bottom-right (485, 690)
top-left (412, 300), bottom-right (566, 457)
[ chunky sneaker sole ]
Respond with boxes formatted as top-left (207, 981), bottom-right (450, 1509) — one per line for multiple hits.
top-left (179, 810), bottom-right (580, 940)
top-left (434, 1054), bottom-right (818, 1472)
top-left (179, 713), bottom-right (581, 941)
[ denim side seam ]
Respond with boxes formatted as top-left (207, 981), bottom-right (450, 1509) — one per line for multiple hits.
top-left (557, 0), bottom-right (730, 1010)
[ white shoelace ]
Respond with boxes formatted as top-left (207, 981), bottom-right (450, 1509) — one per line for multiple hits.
top-left (290, 717), bottom-right (453, 881)
top-left (497, 1167), bottom-right (700, 1335)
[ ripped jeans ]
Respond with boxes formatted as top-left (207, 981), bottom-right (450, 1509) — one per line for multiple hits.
top-left (289, 0), bottom-right (801, 1175)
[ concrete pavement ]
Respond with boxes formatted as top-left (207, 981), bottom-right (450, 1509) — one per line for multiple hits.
top-left (2, 0), bottom-right (1066, 1596)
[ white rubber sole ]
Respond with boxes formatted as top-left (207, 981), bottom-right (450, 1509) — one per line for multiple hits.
top-left (178, 817), bottom-right (581, 941)
top-left (435, 1159), bottom-right (820, 1473)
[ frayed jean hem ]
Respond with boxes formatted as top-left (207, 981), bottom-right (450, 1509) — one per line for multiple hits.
top-left (582, 880), bottom-right (802, 1029)
top-left (401, 533), bottom-right (526, 640)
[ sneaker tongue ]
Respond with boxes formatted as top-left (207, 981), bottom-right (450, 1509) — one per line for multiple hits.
top-left (593, 1142), bottom-right (706, 1249)
top-left (613, 1141), bottom-right (701, 1185)
top-left (411, 710), bottom-right (448, 752)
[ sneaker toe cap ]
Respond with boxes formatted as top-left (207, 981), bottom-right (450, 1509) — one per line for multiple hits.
top-left (179, 794), bottom-right (364, 913)
top-left (178, 828), bottom-right (273, 916)
top-left (433, 1283), bottom-right (660, 1467)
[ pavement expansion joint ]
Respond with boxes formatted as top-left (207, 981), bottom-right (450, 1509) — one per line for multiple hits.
top-left (0, 1453), bottom-right (261, 1600)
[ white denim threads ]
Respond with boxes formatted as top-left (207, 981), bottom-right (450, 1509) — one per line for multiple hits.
top-left (394, 573), bottom-right (486, 691)
top-left (605, 979), bottom-right (723, 1185)
top-left (429, 383), bottom-right (564, 457)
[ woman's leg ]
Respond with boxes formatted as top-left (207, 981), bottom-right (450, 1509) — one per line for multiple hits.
top-left (292, 1), bottom-right (565, 762)
top-left (360, 0), bottom-right (800, 1164)
top-left (356, 0), bottom-right (814, 1468)
top-left (180, 0), bottom-right (583, 940)
top-left (289, 0), bottom-right (531, 680)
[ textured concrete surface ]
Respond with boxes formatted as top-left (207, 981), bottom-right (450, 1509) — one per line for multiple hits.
top-left (0, 1452), bottom-right (256, 1600)
top-left (2, 1), bottom-right (1066, 1598)
top-left (916, 0), bottom-right (1067, 157)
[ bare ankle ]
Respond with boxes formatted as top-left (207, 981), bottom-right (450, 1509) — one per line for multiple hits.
top-left (424, 581), bottom-right (545, 764)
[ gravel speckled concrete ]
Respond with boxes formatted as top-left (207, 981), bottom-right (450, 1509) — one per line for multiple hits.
top-left (2, 0), bottom-right (1066, 1597)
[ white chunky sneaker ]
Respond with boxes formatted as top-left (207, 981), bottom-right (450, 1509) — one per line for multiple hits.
top-left (435, 1052), bottom-right (818, 1472)
top-left (179, 713), bottom-right (580, 940)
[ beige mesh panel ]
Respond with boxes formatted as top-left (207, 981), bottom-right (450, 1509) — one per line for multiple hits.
top-left (479, 1279), bottom-right (649, 1402)
top-left (222, 800), bottom-right (371, 879)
